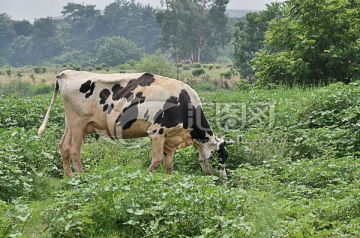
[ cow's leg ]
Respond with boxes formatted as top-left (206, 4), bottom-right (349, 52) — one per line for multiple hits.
top-left (147, 135), bottom-right (166, 173)
top-left (59, 127), bottom-right (72, 177)
top-left (163, 147), bottom-right (174, 175)
top-left (59, 127), bottom-right (84, 177)
top-left (69, 128), bottom-right (84, 174)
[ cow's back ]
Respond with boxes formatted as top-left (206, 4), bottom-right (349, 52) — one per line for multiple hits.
top-left (56, 70), bottom-right (203, 140)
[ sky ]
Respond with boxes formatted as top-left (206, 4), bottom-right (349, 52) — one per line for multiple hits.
top-left (1, 0), bottom-right (283, 21)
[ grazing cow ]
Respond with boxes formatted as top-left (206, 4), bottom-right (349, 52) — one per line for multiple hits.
top-left (38, 70), bottom-right (230, 177)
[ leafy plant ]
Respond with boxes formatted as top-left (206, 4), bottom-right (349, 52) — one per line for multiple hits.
top-left (192, 68), bottom-right (205, 77)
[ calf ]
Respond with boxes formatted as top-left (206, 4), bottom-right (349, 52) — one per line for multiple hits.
top-left (38, 70), bottom-right (230, 177)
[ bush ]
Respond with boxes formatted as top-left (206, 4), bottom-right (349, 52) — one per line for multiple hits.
top-left (292, 82), bottom-right (360, 159)
top-left (31, 83), bottom-right (53, 95)
top-left (136, 53), bottom-right (176, 77)
top-left (192, 68), bottom-right (205, 77)
top-left (5, 68), bottom-right (11, 77)
top-left (220, 71), bottom-right (232, 79)
top-left (193, 63), bottom-right (202, 68)
top-left (33, 66), bottom-right (47, 74)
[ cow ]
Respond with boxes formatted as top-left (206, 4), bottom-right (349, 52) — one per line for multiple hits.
top-left (38, 70), bottom-right (231, 178)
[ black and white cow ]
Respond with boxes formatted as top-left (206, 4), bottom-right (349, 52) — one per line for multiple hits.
top-left (38, 70), bottom-right (230, 177)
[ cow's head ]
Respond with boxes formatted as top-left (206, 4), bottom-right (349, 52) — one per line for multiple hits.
top-left (195, 137), bottom-right (234, 177)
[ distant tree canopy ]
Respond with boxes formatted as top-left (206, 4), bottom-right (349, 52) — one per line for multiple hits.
top-left (0, 0), bottom-right (161, 67)
top-left (97, 36), bottom-right (144, 66)
top-left (234, 0), bottom-right (360, 86)
top-left (233, 3), bottom-right (283, 82)
top-left (156, 0), bottom-right (231, 63)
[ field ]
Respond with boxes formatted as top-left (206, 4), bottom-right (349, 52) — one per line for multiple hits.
top-left (0, 69), bottom-right (359, 237)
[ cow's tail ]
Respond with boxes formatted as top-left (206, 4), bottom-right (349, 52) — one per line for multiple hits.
top-left (38, 79), bottom-right (59, 136)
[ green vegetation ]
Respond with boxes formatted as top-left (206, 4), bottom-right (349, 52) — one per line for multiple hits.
top-left (0, 78), bottom-right (359, 237)
top-left (1, 0), bottom-right (360, 236)
top-left (234, 0), bottom-right (360, 86)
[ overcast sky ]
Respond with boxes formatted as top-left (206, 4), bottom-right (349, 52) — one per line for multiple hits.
top-left (1, 0), bottom-right (283, 21)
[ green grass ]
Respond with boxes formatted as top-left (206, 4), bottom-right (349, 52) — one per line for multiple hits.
top-left (0, 81), bottom-right (359, 237)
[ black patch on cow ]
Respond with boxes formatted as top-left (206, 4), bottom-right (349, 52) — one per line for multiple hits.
top-left (112, 84), bottom-right (123, 95)
top-left (216, 142), bottom-right (228, 164)
top-left (115, 91), bottom-right (147, 130)
top-left (103, 104), bottom-right (109, 112)
top-left (80, 80), bottom-right (96, 98)
top-left (154, 91), bottom-right (185, 128)
top-left (158, 128), bottom-right (164, 135)
top-left (99, 89), bottom-right (111, 104)
top-left (102, 103), bottom-right (114, 114)
top-left (189, 107), bottom-right (213, 143)
top-left (113, 73), bottom-right (155, 101)
top-left (153, 89), bottom-right (213, 143)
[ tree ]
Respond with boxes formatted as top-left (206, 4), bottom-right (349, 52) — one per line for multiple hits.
top-left (136, 52), bottom-right (176, 77)
top-left (233, 3), bottom-right (283, 82)
top-left (252, 0), bottom-right (360, 86)
top-left (103, 0), bottom-right (160, 52)
top-left (13, 20), bottom-right (32, 36)
top-left (61, 3), bottom-right (101, 51)
top-left (97, 36), bottom-right (144, 66)
top-left (156, 0), bottom-right (230, 63)
top-left (0, 14), bottom-right (15, 65)
top-left (10, 36), bottom-right (32, 66)
top-left (29, 17), bottom-right (62, 64)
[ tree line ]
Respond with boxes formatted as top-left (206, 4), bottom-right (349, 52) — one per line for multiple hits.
top-left (1, 0), bottom-right (358, 86)
top-left (233, 0), bottom-right (360, 86)
top-left (0, 0), bottom-right (230, 68)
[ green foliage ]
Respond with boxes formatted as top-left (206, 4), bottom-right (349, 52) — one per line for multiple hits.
top-left (191, 68), bottom-right (205, 77)
top-left (220, 70), bottom-right (232, 79)
top-left (5, 67), bottom-right (11, 76)
top-left (0, 81), bottom-right (359, 237)
top-left (104, 0), bottom-right (160, 53)
top-left (97, 36), bottom-right (144, 67)
top-left (135, 53), bottom-right (176, 78)
top-left (233, 2), bottom-right (283, 81)
top-left (292, 82), bottom-right (360, 159)
top-left (42, 170), bottom-right (257, 237)
top-left (0, 81), bottom-right (53, 97)
top-left (252, 0), bottom-right (360, 86)
top-left (156, 0), bottom-right (230, 63)
top-left (0, 201), bottom-right (13, 237)
top-left (33, 66), bottom-right (46, 74)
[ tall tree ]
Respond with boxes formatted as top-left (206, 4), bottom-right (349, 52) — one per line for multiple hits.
top-left (0, 14), bottom-right (15, 65)
top-left (29, 17), bottom-right (62, 64)
top-left (97, 36), bottom-right (144, 66)
top-left (103, 0), bottom-right (160, 52)
top-left (156, 0), bottom-right (230, 63)
top-left (233, 3), bottom-right (283, 82)
top-left (61, 3), bottom-right (101, 49)
top-left (252, 0), bottom-right (360, 86)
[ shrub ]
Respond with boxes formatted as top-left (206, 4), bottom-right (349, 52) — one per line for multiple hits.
top-left (292, 82), bottom-right (360, 159)
top-left (5, 68), bottom-right (11, 77)
top-left (220, 71), bottom-right (232, 79)
top-left (193, 63), bottom-right (202, 68)
top-left (192, 68), bottom-right (205, 77)
top-left (31, 83), bottom-right (53, 95)
top-left (33, 66), bottom-right (47, 74)
top-left (136, 53), bottom-right (176, 77)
